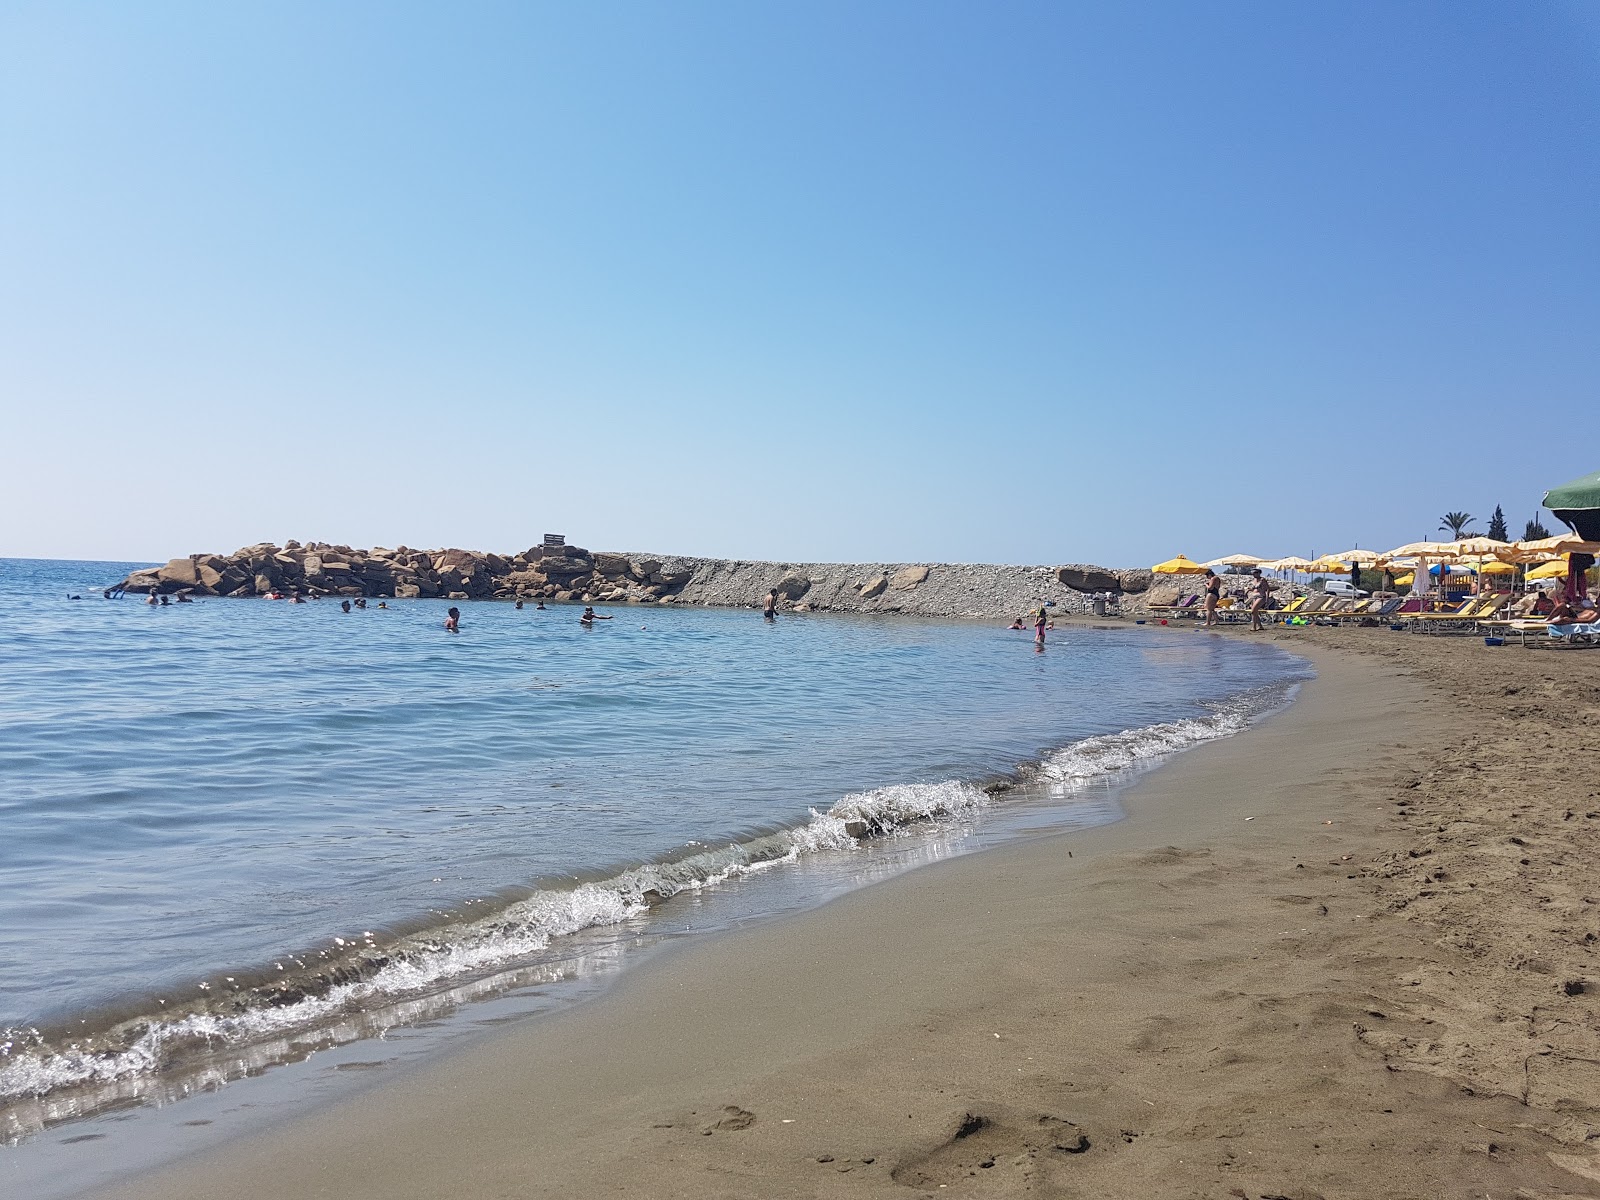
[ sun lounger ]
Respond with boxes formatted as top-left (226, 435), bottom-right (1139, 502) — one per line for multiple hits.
top-left (1547, 620), bottom-right (1600, 647)
top-left (1406, 596), bottom-right (1487, 630)
top-left (1478, 618), bottom-right (1551, 646)
top-left (1148, 594), bottom-right (1201, 617)
top-left (1325, 598), bottom-right (1373, 623)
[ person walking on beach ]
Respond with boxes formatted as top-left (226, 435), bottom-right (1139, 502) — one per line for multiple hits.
top-left (1202, 569), bottom-right (1222, 626)
top-left (444, 606), bottom-right (460, 633)
top-left (763, 589), bottom-right (778, 620)
top-left (1248, 569), bottom-right (1272, 631)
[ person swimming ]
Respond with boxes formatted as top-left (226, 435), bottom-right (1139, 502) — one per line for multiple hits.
top-left (579, 605), bottom-right (613, 626)
top-left (340, 599), bottom-right (352, 613)
top-left (146, 592), bottom-right (159, 606)
top-left (444, 606), bottom-right (460, 633)
top-left (535, 600), bottom-right (546, 610)
top-left (1007, 618), bottom-right (1025, 630)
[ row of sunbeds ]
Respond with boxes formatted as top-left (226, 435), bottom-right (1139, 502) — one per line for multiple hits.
top-left (1145, 589), bottom-right (1595, 646)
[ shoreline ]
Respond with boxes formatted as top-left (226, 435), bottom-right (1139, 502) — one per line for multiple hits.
top-left (2, 621), bottom-right (1301, 1175)
top-left (73, 632), bottom-right (1600, 1198)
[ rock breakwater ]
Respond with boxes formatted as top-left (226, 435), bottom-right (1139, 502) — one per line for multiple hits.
top-left (110, 544), bottom-right (1156, 619)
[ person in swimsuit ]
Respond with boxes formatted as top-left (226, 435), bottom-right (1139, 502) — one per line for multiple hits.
top-left (1034, 607), bottom-right (1048, 645)
top-left (763, 590), bottom-right (778, 620)
top-left (1007, 617), bottom-right (1025, 630)
top-left (444, 606), bottom-right (460, 633)
top-left (1248, 569), bottom-right (1272, 631)
top-left (1202, 569), bottom-right (1222, 627)
top-left (580, 605), bottom-right (612, 626)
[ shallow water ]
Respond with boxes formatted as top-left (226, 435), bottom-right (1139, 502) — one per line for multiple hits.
top-left (0, 557), bottom-right (1307, 1137)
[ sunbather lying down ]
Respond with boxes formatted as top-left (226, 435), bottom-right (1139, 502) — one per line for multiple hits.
top-left (1548, 601), bottom-right (1600, 626)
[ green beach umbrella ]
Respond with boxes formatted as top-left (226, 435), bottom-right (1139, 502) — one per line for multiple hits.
top-left (1544, 468), bottom-right (1600, 540)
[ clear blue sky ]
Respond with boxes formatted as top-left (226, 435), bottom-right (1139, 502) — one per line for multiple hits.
top-left (4, 2), bottom-right (1597, 565)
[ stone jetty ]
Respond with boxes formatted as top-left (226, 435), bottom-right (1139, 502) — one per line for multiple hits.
top-left (110, 543), bottom-right (1158, 619)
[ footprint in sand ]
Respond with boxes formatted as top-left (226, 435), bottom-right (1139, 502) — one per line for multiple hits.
top-left (889, 1109), bottom-right (1089, 1188)
top-left (699, 1105), bottom-right (756, 1134)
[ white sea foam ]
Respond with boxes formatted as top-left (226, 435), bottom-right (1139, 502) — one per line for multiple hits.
top-left (0, 686), bottom-right (1288, 1112)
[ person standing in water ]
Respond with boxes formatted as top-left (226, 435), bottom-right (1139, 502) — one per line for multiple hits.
top-left (444, 606), bottom-right (460, 633)
top-left (1034, 606), bottom-right (1047, 645)
top-left (763, 589), bottom-right (778, 620)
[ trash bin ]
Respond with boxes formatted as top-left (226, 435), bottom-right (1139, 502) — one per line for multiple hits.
top-left (1091, 598), bottom-right (1106, 617)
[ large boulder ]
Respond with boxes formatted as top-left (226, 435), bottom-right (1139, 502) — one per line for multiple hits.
top-left (196, 563), bottom-right (226, 591)
top-left (1117, 569), bottom-right (1153, 594)
top-left (1144, 585), bottom-right (1183, 607)
top-left (123, 568), bottom-right (161, 593)
top-left (774, 572), bottom-right (811, 600)
top-left (542, 553), bottom-right (595, 578)
top-left (858, 575), bottom-right (888, 599)
top-left (1056, 564), bottom-right (1121, 593)
top-left (630, 558), bottom-right (662, 581)
top-left (594, 552), bottom-right (632, 579)
top-left (891, 565), bottom-right (930, 590)
top-left (158, 558), bottom-right (200, 589)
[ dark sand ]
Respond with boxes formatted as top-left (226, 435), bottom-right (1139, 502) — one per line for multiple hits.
top-left (84, 629), bottom-right (1600, 1199)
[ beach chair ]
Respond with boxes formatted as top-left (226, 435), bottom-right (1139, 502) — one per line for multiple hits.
top-left (1326, 598), bottom-right (1374, 624)
top-left (1466, 594), bottom-right (1512, 631)
top-left (1312, 598), bottom-right (1356, 624)
top-left (1405, 596), bottom-right (1484, 630)
top-left (1490, 618), bottom-right (1551, 646)
top-left (1547, 620), bottom-right (1600, 647)
top-left (1277, 595), bottom-right (1309, 616)
top-left (1277, 595), bottom-right (1330, 626)
top-left (1148, 594), bottom-right (1201, 618)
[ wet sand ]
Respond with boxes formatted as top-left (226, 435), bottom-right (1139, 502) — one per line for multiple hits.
top-left (85, 629), bottom-right (1600, 1199)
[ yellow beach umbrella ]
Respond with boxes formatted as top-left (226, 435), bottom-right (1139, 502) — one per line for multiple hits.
top-left (1203, 553), bottom-right (1266, 568)
top-left (1307, 558), bottom-right (1353, 574)
top-left (1477, 560), bottom-right (1515, 575)
top-left (1393, 572), bottom-right (1415, 586)
top-left (1527, 558), bottom-right (1569, 581)
top-left (1152, 555), bottom-right (1208, 574)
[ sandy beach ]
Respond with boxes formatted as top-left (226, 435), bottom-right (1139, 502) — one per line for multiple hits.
top-left (86, 629), bottom-right (1600, 1200)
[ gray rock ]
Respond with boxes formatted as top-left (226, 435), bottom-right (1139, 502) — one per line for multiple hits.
top-left (859, 575), bottom-right (888, 599)
top-left (1056, 564), bottom-right (1121, 593)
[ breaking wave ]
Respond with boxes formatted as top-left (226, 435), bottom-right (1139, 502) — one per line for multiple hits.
top-left (0, 681), bottom-right (1292, 1122)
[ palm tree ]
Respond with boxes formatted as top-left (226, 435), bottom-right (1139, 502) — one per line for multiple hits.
top-left (1438, 511), bottom-right (1477, 539)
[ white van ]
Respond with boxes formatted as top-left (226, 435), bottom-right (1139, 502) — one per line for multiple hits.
top-left (1323, 579), bottom-right (1368, 598)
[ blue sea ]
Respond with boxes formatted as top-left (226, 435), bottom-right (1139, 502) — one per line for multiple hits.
top-left (0, 556), bottom-right (1308, 1149)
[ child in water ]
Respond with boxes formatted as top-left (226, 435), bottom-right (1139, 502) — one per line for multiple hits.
top-left (444, 606), bottom-right (460, 633)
